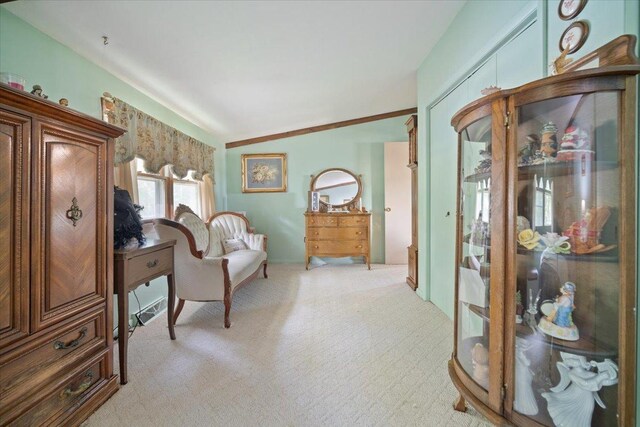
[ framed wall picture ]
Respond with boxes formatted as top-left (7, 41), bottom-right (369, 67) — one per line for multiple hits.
top-left (558, 0), bottom-right (588, 21)
top-left (241, 153), bottom-right (287, 193)
top-left (559, 21), bottom-right (589, 54)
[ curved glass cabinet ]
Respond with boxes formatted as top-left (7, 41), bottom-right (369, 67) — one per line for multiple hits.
top-left (448, 36), bottom-right (639, 427)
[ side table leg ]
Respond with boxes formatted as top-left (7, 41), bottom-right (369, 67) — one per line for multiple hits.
top-left (117, 287), bottom-right (129, 385)
top-left (167, 273), bottom-right (176, 340)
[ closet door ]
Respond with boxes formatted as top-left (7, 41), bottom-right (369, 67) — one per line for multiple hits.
top-left (0, 110), bottom-right (31, 347)
top-left (31, 120), bottom-right (109, 332)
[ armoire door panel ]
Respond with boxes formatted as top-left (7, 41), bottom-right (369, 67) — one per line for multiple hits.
top-left (0, 110), bottom-right (31, 347)
top-left (32, 121), bottom-right (108, 332)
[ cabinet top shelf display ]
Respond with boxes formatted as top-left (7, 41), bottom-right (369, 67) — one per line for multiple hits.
top-left (448, 35), bottom-right (639, 427)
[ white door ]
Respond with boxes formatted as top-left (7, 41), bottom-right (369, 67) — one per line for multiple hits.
top-left (384, 141), bottom-right (411, 264)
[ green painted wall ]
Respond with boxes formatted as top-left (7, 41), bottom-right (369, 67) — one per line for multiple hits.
top-left (0, 8), bottom-right (226, 328)
top-left (226, 116), bottom-right (410, 264)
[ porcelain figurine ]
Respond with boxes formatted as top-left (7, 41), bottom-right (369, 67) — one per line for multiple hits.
top-left (58, 98), bottom-right (69, 107)
top-left (542, 352), bottom-right (618, 427)
top-left (518, 134), bottom-right (541, 165)
top-left (514, 338), bottom-right (538, 415)
top-left (557, 122), bottom-right (594, 161)
top-left (540, 232), bottom-right (571, 254)
top-left (517, 229), bottom-right (542, 250)
top-left (563, 206), bottom-right (615, 254)
top-left (30, 84), bottom-right (48, 99)
top-left (538, 282), bottom-right (579, 341)
top-left (516, 216), bottom-right (531, 234)
top-left (471, 343), bottom-right (489, 389)
top-left (540, 122), bottom-right (558, 158)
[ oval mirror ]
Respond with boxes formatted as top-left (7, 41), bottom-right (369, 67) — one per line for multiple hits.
top-left (311, 168), bottom-right (361, 208)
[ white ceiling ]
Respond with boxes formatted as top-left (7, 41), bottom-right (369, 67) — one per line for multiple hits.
top-left (5, 0), bottom-right (464, 143)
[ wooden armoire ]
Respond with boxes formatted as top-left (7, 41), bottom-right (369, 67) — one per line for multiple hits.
top-left (405, 115), bottom-right (418, 290)
top-left (0, 84), bottom-right (124, 425)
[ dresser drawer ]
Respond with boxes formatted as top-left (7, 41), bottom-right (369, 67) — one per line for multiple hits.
top-left (338, 216), bottom-right (369, 227)
top-left (306, 215), bottom-right (339, 227)
top-left (3, 352), bottom-right (108, 426)
top-left (0, 309), bottom-right (106, 403)
top-left (127, 246), bottom-right (173, 287)
top-left (307, 240), bottom-right (368, 255)
top-left (307, 227), bottom-right (367, 241)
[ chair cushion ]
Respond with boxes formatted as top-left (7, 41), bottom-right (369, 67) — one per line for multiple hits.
top-left (223, 250), bottom-right (267, 288)
top-left (177, 212), bottom-right (209, 253)
top-left (222, 238), bottom-right (248, 254)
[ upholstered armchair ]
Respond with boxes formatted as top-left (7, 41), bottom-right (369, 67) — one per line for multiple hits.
top-left (146, 206), bottom-right (267, 328)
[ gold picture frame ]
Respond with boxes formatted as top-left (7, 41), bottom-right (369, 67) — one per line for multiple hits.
top-left (241, 153), bottom-right (287, 193)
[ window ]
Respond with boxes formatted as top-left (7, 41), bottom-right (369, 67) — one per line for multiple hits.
top-left (475, 178), bottom-right (491, 222)
top-left (135, 158), bottom-right (202, 219)
top-left (534, 175), bottom-right (553, 228)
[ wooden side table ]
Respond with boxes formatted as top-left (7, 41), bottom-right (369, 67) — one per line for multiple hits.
top-left (114, 238), bottom-right (177, 384)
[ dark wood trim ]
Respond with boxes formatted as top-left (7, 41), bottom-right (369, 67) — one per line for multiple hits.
top-left (0, 83), bottom-right (125, 137)
top-left (225, 107), bottom-right (417, 149)
top-left (149, 218), bottom-right (205, 259)
top-left (564, 34), bottom-right (638, 72)
top-left (451, 65), bottom-right (639, 130)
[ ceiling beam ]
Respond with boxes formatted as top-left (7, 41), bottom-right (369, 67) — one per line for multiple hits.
top-left (225, 107), bottom-right (417, 149)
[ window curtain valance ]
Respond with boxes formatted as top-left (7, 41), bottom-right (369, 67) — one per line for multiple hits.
top-left (102, 94), bottom-right (215, 181)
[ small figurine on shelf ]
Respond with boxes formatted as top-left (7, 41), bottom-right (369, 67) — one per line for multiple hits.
top-left (523, 289), bottom-right (541, 334)
top-left (540, 122), bottom-right (558, 158)
top-left (538, 282), bottom-right (579, 341)
top-left (30, 84), bottom-right (48, 99)
top-left (515, 290), bottom-right (524, 324)
top-left (542, 352), bottom-right (618, 427)
top-left (475, 145), bottom-right (492, 174)
top-left (516, 216), bottom-right (531, 234)
top-left (58, 98), bottom-right (69, 107)
top-left (517, 229), bottom-right (542, 250)
top-left (471, 343), bottom-right (489, 389)
top-left (563, 206), bottom-right (615, 254)
top-left (517, 134), bottom-right (541, 166)
top-left (514, 337), bottom-right (538, 416)
top-left (540, 232), bottom-right (571, 254)
top-left (557, 122), bottom-right (594, 161)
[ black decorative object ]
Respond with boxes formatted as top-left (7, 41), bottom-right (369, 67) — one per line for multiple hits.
top-left (114, 186), bottom-right (145, 249)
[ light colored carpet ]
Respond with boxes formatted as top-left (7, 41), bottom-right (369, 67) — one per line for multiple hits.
top-left (86, 264), bottom-right (489, 427)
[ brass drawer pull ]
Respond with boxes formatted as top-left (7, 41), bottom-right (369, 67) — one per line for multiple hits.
top-left (60, 371), bottom-right (93, 399)
top-left (147, 259), bottom-right (159, 268)
top-left (54, 327), bottom-right (88, 350)
top-left (65, 197), bottom-right (83, 226)
top-left (314, 232), bottom-right (319, 235)
top-left (356, 245), bottom-right (363, 249)
top-left (355, 231), bottom-right (362, 235)
top-left (314, 245), bottom-right (319, 249)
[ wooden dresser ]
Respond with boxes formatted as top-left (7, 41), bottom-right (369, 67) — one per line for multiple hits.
top-left (304, 212), bottom-right (371, 269)
top-left (0, 84), bottom-right (124, 425)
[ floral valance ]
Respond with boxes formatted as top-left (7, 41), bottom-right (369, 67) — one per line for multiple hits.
top-left (101, 94), bottom-right (215, 181)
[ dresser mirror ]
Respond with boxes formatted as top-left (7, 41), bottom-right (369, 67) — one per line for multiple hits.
top-left (310, 168), bottom-right (362, 211)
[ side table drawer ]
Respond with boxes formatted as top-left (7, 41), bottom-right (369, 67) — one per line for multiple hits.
top-left (127, 246), bottom-right (173, 286)
top-left (0, 310), bottom-right (106, 398)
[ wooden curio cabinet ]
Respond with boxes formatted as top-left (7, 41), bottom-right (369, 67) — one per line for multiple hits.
top-left (448, 36), bottom-right (639, 426)
top-left (406, 115), bottom-right (418, 290)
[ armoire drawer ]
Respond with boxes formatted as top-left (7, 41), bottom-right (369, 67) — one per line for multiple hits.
top-left (307, 241), bottom-right (368, 255)
top-left (2, 352), bottom-right (108, 426)
top-left (307, 227), bottom-right (367, 241)
top-left (0, 310), bottom-right (106, 399)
